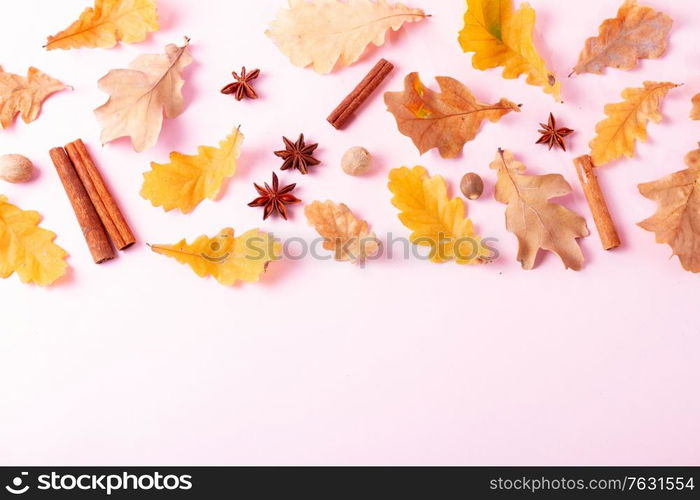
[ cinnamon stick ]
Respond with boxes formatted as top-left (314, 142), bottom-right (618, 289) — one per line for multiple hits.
top-left (65, 139), bottom-right (136, 250)
top-left (328, 58), bottom-right (394, 129)
top-left (573, 155), bottom-right (621, 250)
top-left (50, 147), bottom-right (115, 264)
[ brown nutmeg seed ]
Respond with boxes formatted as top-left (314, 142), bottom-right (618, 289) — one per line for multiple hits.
top-left (0, 154), bottom-right (33, 183)
top-left (460, 172), bottom-right (484, 200)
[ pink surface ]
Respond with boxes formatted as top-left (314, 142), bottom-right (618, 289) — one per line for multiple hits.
top-left (0, 0), bottom-right (699, 465)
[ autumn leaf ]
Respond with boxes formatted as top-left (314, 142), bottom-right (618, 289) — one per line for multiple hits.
top-left (0, 195), bottom-right (68, 286)
top-left (384, 73), bottom-right (520, 158)
top-left (150, 228), bottom-right (279, 285)
top-left (0, 67), bottom-right (67, 129)
top-left (572, 0), bottom-right (672, 75)
top-left (388, 166), bottom-right (490, 264)
top-left (305, 200), bottom-right (380, 263)
top-left (589, 81), bottom-right (678, 166)
top-left (45, 0), bottom-right (159, 51)
top-left (691, 93), bottom-right (700, 120)
top-left (95, 37), bottom-right (192, 152)
top-left (490, 149), bottom-right (589, 270)
top-left (458, 0), bottom-right (561, 101)
top-left (638, 146), bottom-right (700, 273)
top-left (266, 0), bottom-right (427, 74)
top-left (141, 127), bottom-right (244, 213)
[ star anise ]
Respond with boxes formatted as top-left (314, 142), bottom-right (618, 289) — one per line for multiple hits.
top-left (221, 67), bottom-right (260, 101)
top-left (536, 113), bottom-right (574, 151)
top-left (274, 134), bottom-right (320, 174)
top-left (248, 172), bottom-right (301, 220)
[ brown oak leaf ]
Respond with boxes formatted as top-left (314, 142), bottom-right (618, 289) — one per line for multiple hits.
top-left (384, 72), bottom-right (520, 159)
top-left (572, 0), bottom-right (672, 75)
top-left (691, 93), bottom-right (700, 120)
top-left (490, 149), bottom-right (589, 270)
top-left (638, 146), bottom-right (700, 273)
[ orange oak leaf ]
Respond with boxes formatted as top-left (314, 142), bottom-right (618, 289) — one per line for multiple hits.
top-left (384, 72), bottom-right (520, 158)
top-left (572, 0), bottom-right (672, 75)
top-left (305, 200), bottom-right (380, 264)
top-left (0, 67), bottom-right (67, 129)
top-left (490, 149), bottom-right (589, 270)
top-left (638, 146), bottom-right (700, 273)
top-left (691, 93), bottom-right (700, 120)
top-left (95, 38), bottom-right (192, 152)
top-left (45, 0), bottom-right (159, 50)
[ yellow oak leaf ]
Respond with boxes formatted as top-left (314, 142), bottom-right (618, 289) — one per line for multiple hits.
top-left (589, 81), bottom-right (678, 166)
top-left (95, 38), bottom-right (192, 152)
top-left (691, 93), bottom-right (700, 120)
top-left (141, 127), bottom-right (244, 213)
top-left (458, 0), bottom-right (561, 101)
top-left (384, 73), bottom-right (520, 158)
top-left (45, 0), bottom-right (159, 50)
top-left (150, 228), bottom-right (280, 285)
top-left (0, 195), bottom-right (68, 286)
top-left (490, 150), bottom-right (589, 270)
top-left (638, 146), bottom-right (700, 273)
top-left (388, 166), bottom-right (490, 264)
top-left (305, 200), bottom-right (380, 264)
top-left (572, 0), bottom-right (672, 75)
top-left (0, 67), bottom-right (68, 129)
top-left (266, 0), bottom-right (427, 74)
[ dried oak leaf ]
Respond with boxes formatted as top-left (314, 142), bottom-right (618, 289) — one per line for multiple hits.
top-left (150, 228), bottom-right (279, 286)
top-left (490, 149), bottom-right (589, 270)
top-left (45, 0), bottom-right (159, 50)
top-left (691, 93), bottom-right (700, 120)
top-left (590, 81), bottom-right (678, 166)
top-left (0, 67), bottom-right (68, 129)
top-left (141, 127), bottom-right (244, 213)
top-left (305, 200), bottom-right (379, 263)
top-left (638, 146), bottom-right (700, 273)
top-left (572, 0), bottom-right (672, 76)
top-left (458, 0), bottom-right (561, 101)
top-left (265, 0), bottom-right (427, 74)
top-left (388, 166), bottom-right (490, 264)
top-left (384, 73), bottom-right (520, 159)
top-left (95, 37), bottom-right (192, 152)
top-left (0, 195), bottom-right (68, 286)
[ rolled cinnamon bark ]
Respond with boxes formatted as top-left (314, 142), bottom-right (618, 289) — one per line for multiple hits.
top-left (50, 147), bottom-right (115, 264)
top-left (65, 139), bottom-right (135, 250)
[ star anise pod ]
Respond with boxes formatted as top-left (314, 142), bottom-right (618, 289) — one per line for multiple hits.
top-left (221, 67), bottom-right (260, 101)
top-left (274, 134), bottom-right (320, 175)
top-left (248, 172), bottom-right (301, 220)
top-left (536, 113), bottom-right (574, 151)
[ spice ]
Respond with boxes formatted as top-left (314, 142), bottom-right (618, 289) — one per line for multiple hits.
top-left (248, 172), bottom-right (301, 220)
top-left (460, 172), bottom-right (484, 200)
top-left (341, 147), bottom-right (372, 176)
top-left (221, 67), bottom-right (260, 101)
top-left (536, 113), bottom-right (574, 151)
top-left (65, 139), bottom-right (136, 250)
top-left (274, 134), bottom-right (320, 175)
top-left (49, 147), bottom-right (115, 264)
top-left (0, 154), bottom-right (33, 183)
top-left (328, 58), bottom-right (394, 129)
top-left (573, 155), bottom-right (621, 250)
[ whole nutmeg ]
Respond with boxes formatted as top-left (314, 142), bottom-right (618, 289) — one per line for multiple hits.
top-left (341, 146), bottom-right (372, 176)
top-left (460, 172), bottom-right (484, 200)
top-left (0, 154), bottom-right (33, 183)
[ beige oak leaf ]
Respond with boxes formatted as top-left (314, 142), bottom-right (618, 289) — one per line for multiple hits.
top-left (266, 0), bottom-right (427, 74)
top-left (572, 0), bottom-right (672, 75)
top-left (0, 67), bottom-right (67, 129)
top-left (638, 146), bottom-right (700, 273)
top-left (305, 200), bottom-right (379, 263)
top-left (384, 72), bottom-right (520, 158)
top-left (94, 38), bottom-right (192, 152)
top-left (490, 149), bottom-right (589, 270)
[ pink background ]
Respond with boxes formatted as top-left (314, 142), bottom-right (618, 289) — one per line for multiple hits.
top-left (1, 0), bottom-right (699, 465)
